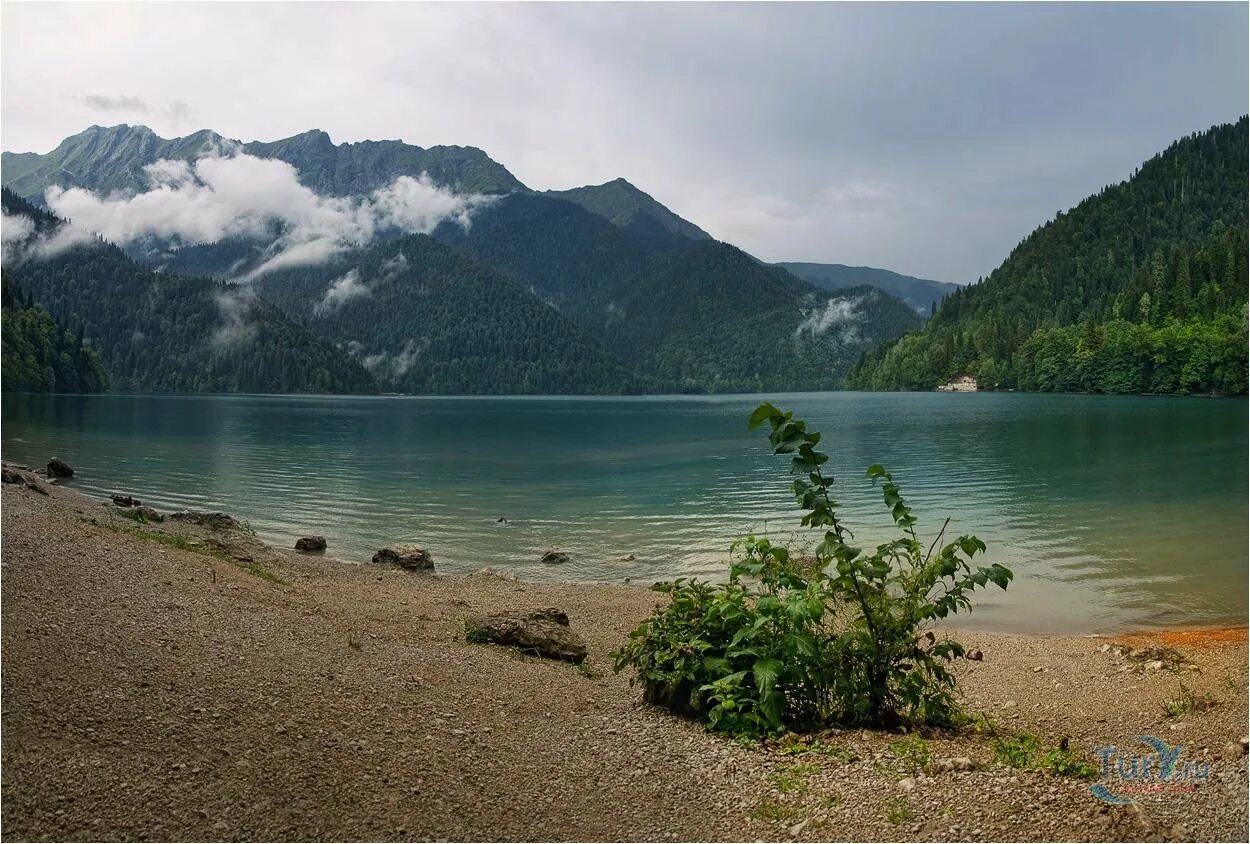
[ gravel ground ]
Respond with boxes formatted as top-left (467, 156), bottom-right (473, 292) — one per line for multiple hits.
top-left (2, 473), bottom-right (1247, 842)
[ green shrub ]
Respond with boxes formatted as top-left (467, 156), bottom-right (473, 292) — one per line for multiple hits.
top-left (889, 734), bottom-right (933, 772)
top-left (993, 732), bottom-right (1041, 768)
top-left (994, 732), bottom-right (1099, 779)
top-left (1163, 682), bottom-right (1218, 717)
top-left (613, 403), bottom-right (1012, 735)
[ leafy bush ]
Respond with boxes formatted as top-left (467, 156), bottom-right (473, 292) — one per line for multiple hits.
top-left (613, 403), bottom-right (1013, 735)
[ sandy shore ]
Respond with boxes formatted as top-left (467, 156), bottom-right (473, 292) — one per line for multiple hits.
top-left (2, 470), bottom-right (1247, 841)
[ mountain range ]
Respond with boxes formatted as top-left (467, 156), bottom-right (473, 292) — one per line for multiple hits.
top-left (1, 124), bottom-right (524, 199)
top-left (2, 125), bottom-right (926, 394)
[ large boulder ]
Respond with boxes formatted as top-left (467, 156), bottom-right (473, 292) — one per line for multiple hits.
top-left (372, 546), bottom-right (433, 570)
top-left (111, 493), bottom-right (142, 507)
top-left (169, 511), bottom-right (241, 531)
top-left (2, 467), bottom-right (26, 484)
top-left (295, 535), bottom-right (327, 553)
top-left (47, 458), bottom-right (74, 478)
top-left (465, 608), bottom-right (588, 664)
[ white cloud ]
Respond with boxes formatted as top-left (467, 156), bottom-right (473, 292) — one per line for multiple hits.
top-left (1, 211), bottom-right (97, 262)
top-left (361, 339), bottom-right (425, 380)
top-left (1, 212), bottom-right (34, 246)
top-left (795, 294), bottom-right (867, 343)
top-left (44, 151), bottom-right (490, 281)
top-left (380, 252), bottom-right (408, 280)
top-left (211, 286), bottom-right (258, 349)
top-left (313, 269), bottom-right (370, 315)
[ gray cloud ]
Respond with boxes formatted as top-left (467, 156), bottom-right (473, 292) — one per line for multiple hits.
top-left (79, 93), bottom-right (151, 112)
top-left (5, 3), bottom-right (1247, 282)
top-left (67, 94), bottom-right (193, 128)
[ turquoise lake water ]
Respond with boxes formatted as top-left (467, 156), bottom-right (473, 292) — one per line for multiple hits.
top-left (2, 392), bottom-right (1245, 633)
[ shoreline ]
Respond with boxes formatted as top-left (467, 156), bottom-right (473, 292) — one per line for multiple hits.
top-left (3, 465), bottom-right (1248, 841)
top-left (3, 455), bottom-right (1245, 639)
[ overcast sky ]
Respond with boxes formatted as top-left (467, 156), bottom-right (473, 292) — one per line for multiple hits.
top-left (2, 1), bottom-right (1246, 282)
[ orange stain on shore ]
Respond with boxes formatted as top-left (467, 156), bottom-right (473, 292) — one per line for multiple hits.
top-left (1118, 625), bottom-right (1247, 649)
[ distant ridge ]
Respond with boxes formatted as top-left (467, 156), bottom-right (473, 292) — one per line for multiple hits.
top-left (775, 262), bottom-right (960, 314)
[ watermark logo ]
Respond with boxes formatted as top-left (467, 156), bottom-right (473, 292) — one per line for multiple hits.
top-left (1089, 735), bottom-right (1210, 804)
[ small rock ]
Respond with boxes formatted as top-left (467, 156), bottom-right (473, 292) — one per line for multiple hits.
top-left (1147, 660), bottom-right (1165, 671)
top-left (1033, 666), bottom-right (1045, 673)
top-left (47, 457), bottom-right (74, 478)
top-left (617, 553), bottom-right (636, 562)
top-left (1222, 741), bottom-right (1248, 760)
top-left (1002, 700), bottom-right (1017, 710)
top-left (1099, 643), bottom-right (1112, 653)
top-left (294, 535), bottom-right (327, 553)
top-left (541, 548), bottom-right (570, 564)
top-left (373, 547), bottom-right (433, 570)
top-left (966, 648), bottom-right (983, 661)
top-left (934, 756), bottom-right (977, 772)
top-left (24, 479), bottom-right (49, 495)
top-left (788, 819), bottom-right (809, 838)
top-left (897, 777), bottom-right (916, 791)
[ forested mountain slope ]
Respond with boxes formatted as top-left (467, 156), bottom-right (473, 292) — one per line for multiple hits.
top-left (1, 189), bottom-right (376, 394)
top-left (251, 235), bottom-right (640, 395)
top-left (434, 193), bottom-right (924, 392)
top-left (2, 277), bottom-right (109, 393)
top-left (848, 118), bottom-right (1249, 395)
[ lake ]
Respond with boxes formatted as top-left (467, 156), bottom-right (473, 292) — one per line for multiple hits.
top-left (2, 392), bottom-right (1245, 634)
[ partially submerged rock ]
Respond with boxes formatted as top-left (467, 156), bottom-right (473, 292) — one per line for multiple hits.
top-left (295, 536), bottom-right (327, 553)
top-left (465, 608), bottom-right (587, 663)
top-left (472, 567), bottom-right (520, 582)
top-left (541, 548), bottom-right (570, 564)
top-left (47, 458), bottom-right (74, 478)
top-left (373, 547), bottom-right (433, 570)
top-left (111, 493), bottom-right (142, 507)
top-left (169, 511), bottom-right (241, 531)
